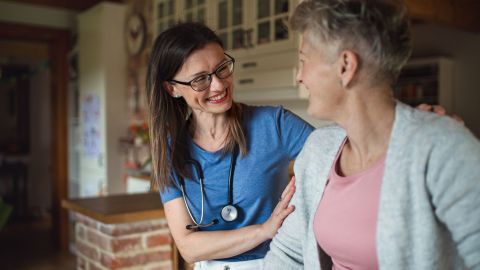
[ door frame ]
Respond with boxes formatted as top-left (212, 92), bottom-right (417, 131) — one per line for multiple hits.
top-left (0, 21), bottom-right (69, 250)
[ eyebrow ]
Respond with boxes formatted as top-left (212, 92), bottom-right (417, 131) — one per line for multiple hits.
top-left (188, 56), bottom-right (229, 79)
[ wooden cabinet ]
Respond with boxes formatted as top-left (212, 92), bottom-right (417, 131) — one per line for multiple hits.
top-left (394, 57), bottom-right (453, 112)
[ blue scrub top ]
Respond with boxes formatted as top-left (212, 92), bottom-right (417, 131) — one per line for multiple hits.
top-left (159, 105), bottom-right (314, 262)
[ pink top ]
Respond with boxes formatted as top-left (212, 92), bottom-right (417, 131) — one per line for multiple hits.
top-left (313, 142), bottom-right (386, 270)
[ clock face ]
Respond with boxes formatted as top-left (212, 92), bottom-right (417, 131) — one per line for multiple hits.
top-left (125, 13), bottom-right (146, 56)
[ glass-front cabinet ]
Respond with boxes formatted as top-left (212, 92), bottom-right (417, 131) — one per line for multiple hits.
top-left (153, 0), bottom-right (177, 35)
top-left (254, 0), bottom-right (291, 50)
top-left (213, 0), bottom-right (298, 57)
top-left (183, 0), bottom-right (208, 24)
top-left (153, 0), bottom-right (213, 37)
top-left (216, 0), bottom-right (249, 51)
top-left (152, 0), bottom-right (304, 102)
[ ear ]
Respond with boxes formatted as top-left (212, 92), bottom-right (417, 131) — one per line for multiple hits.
top-left (163, 81), bottom-right (181, 98)
top-left (337, 50), bottom-right (358, 88)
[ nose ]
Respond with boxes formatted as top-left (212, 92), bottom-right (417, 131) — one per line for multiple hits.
top-left (209, 73), bottom-right (227, 90)
top-left (296, 68), bottom-right (303, 84)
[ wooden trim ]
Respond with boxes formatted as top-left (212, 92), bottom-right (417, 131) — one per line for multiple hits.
top-left (0, 22), bottom-right (70, 250)
top-left (405, 0), bottom-right (480, 32)
top-left (12, 0), bottom-right (122, 11)
top-left (62, 199), bottom-right (165, 224)
top-left (61, 193), bottom-right (165, 224)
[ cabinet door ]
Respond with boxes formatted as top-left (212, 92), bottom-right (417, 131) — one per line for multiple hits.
top-left (255, 0), bottom-right (289, 45)
top-left (153, 0), bottom-right (177, 36)
top-left (215, 0), bottom-right (249, 51)
top-left (180, 0), bottom-right (215, 27)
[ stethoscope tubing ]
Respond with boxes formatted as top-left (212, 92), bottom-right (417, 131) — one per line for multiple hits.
top-left (180, 145), bottom-right (239, 229)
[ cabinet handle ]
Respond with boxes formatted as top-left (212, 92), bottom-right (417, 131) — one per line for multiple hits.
top-left (239, 78), bottom-right (254, 85)
top-left (242, 62), bottom-right (257, 68)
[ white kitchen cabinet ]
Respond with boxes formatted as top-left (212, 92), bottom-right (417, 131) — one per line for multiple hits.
top-left (153, 0), bottom-right (215, 36)
top-left (213, 0), bottom-right (302, 101)
top-left (152, 0), bottom-right (304, 102)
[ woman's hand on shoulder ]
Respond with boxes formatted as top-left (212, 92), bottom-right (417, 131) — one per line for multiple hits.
top-left (416, 103), bottom-right (465, 125)
top-left (260, 176), bottom-right (296, 240)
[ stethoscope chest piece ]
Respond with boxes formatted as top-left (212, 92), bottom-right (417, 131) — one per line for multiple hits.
top-left (221, 204), bottom-right (238, 222)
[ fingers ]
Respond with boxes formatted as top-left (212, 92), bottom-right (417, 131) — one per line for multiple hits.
top-left (280, 176), bottom-right (296, 200)
top-left (431, 105), bottom-right (446, 115)
top-left (416, 104), bottom-right (446, 115)
top-left (273, 182), bottom-right (296, 215)
top-left (417, 103), bottom-right (431, 112)
top-left (452, 114), bottom-right (465, 125)
top-left (417, 104), bottom-right (465, 125)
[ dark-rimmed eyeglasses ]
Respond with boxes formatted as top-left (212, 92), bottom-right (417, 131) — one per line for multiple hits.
top-left (169, 53), bottom-right (235, 92)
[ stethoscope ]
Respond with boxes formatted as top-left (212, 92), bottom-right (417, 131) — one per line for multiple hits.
top-left (179, 145), bottom-right (239, 230)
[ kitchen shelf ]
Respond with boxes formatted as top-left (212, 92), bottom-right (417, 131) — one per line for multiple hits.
top-left (394, 57), bottom-right (453, 111)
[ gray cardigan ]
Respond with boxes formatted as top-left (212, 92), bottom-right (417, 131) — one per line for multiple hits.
top-left (264, 103), bottom-right (480, 270)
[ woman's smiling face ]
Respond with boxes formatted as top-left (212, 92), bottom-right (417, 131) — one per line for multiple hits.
top-left (170, 42), bottom-right (234, 116)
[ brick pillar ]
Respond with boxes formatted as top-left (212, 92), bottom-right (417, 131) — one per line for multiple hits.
top-left (74, 213), bottom-right (173, 270)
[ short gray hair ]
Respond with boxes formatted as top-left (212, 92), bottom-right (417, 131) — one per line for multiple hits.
top-left (291, 0), bottom-right (412, 84)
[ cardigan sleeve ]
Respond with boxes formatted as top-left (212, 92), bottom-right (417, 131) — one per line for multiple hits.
top-left (263, 188), bottom-right (305, 270)
top-left (263, 137), bottom-right (313, 270)
top-left (426, 124), bottom-right (480, 269)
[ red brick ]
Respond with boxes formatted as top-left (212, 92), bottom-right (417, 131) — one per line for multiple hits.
top-left (76, 240), bottom-right (99, 261)
top-left (100, 219), bottom-right (168, 237)
top-left (76, 224), bottom-right (86, 241)
top-left (147, 264), bottom-right (173, 270)
top-left (146, 233), bottom-right (172, 248)
top-left (147, 250), bottom-right (171, 261)
top-left (111, 236), bottom-right (142, 252)
top-left (86, 229), bottom-right (111, 251)
top-left (77, 256), bottom-right (86, 270)
top-left (100, 250), bottom-right (171, 269)
top-left (75, 214), bottom-right (100, 229)
top-left (88, 262), bottom-right (104, 270)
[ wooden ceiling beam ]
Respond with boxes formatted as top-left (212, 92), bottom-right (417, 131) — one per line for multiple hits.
top-left (12, 0), bottom-right (123, 11)
top-left (405, 0), bottom-right (480, 32)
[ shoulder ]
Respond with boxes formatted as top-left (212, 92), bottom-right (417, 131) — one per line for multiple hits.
top-left (296, 125), bottom-right (345, 169)
top-left (304, 125), bottom-right (345, 150)
top-left (394, 103), bottom-right (479, 151)
top-left (242, 104), bottom-right (312, 127)
top-left (242, 104), bottom-right (288, 119)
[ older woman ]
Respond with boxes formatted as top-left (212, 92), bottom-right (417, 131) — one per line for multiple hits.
top-left (264, 0), bottom-right (480, 269)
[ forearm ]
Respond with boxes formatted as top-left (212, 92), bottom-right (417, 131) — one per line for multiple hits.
top-left (177, 224), bottom-right (268, 263)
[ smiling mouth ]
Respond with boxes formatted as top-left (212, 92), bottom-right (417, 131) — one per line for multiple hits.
top-left (207, 89), bottom-right (228, 103)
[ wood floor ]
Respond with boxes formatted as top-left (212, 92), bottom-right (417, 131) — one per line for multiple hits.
top-left (0, 216), bottom-right (76, 270)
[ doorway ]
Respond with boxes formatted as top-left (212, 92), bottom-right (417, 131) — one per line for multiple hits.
top-left (0, 22), bottom-right (69, 251)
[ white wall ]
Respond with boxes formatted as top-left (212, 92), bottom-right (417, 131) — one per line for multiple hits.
top-left (411, 23), bottom-right (480, 137)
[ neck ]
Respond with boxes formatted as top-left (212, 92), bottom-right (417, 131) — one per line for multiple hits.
top-left (335, 84), bottom-right (396, 173)
top-left (190, 110), bottom-right (229, 152)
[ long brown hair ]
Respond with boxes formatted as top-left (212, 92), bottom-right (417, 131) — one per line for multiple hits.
top-left (146, 22), bottom-right (247, 192)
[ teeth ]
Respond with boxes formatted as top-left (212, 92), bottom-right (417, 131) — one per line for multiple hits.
top-left (208, 91), bottom-right (227, 101)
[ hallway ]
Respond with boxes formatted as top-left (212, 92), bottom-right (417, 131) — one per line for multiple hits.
top-left (0, 217), bottom-right (76, 270)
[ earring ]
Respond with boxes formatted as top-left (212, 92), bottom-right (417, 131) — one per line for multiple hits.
top-left (174, 94), bottom-right (181, 98)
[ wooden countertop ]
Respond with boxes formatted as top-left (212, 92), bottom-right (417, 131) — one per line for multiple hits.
top-left (61, 192), bottom-right (165, 224)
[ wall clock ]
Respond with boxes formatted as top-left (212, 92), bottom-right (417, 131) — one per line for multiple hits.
top-left (125, 13), bottom-right (147, 56)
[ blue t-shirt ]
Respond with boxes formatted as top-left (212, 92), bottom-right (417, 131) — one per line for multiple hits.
top-left (160, 105), bottom-right (314, 261)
